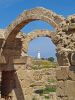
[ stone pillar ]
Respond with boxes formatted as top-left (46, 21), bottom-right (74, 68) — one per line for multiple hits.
top-left (12, 56), bottom-right (33, 100)
top-left (1, 71), bottom-right (15, 100)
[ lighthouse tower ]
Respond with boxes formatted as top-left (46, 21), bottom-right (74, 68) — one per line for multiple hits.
top-left (37, 50), bottom-right (41, 59)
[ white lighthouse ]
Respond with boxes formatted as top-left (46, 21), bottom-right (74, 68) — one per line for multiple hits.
top-left (37, 50), bottom-right (41, 59)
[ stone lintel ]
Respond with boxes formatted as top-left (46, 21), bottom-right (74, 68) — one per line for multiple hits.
top-left (13, 56), bottom-right (27, 64)
top-left (0, 56), bottom-right (29, 71)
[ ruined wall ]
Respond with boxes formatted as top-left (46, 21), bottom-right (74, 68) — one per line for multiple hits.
top-left (55, 15), bottom-right (75, 100)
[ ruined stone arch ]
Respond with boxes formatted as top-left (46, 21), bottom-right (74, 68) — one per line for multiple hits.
top-left (25, 30), bottom-right (54, 42)
top-left (22, 30), bottom-right (56, 53)
top-left (3, 7), bottom-right (65, 44)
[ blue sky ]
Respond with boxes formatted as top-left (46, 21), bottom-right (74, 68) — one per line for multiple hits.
top-left (0, 0), bottom-right (75, 58)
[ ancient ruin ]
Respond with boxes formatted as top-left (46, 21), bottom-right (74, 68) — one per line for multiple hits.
top-left (0, 7), bottom-right (75, 100)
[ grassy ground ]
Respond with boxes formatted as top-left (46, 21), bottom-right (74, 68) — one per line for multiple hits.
top-left (35, 86), bottom-right (56, 95)
top-left (31, 59), bottom-right (57, 69)
top-left (30, 59), bottom-right (57, 100)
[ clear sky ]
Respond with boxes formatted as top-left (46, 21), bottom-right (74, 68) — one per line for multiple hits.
top-left (0, 0), bottom-right (75, 58)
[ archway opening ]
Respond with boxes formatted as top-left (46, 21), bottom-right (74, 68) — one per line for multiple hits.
top-left (26, 36), bottom-right (57, 100)
top-left (20, 20), bottom-right (56, 59)
top-left (20, 20), bottom-right (57, 99)
top-left (21, 20), bottom-right (54, 33)
top-left (28, 37), bottom-right (56, 60)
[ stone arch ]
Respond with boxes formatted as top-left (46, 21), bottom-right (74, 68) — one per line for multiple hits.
top-left (4, 7), bottom-right (65, 42)
top-left (22, 30), bottom-right (56, 53)
top-left (25, 30), bottom-right (54, 42)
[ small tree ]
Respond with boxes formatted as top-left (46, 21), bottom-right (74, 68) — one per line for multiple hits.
top-left (41, 58), bottom-right (45, 60)
top-left (48, 57), bottom-right (54, 62)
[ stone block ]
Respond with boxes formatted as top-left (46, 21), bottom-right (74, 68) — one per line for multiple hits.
top-left (56, 81), bottom-right (67, 97)
top-left (65, 80), bottom-right (75, 98)
top-left (68, 23), bottom-right (75, 30)
top-left (69, 66), bottom-right (75, 80)
top-left (56, 67), bottom-right (69, 80)
top-left (13, 56), bottom-right (27, 64)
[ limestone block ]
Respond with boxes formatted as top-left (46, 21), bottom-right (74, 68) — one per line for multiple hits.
top-left (68, 23), bottom-right (75, 30)
top-left (56, 81), bottom-right (67, 97)
top-left (20, 80), bottom-right (30, 88)
top-left (56, 52), bottom-right (70, 66)
top-left (69, 66), bottom-right (75, 80)
top-left (13, 56), bottom-right (27, 64)
top-left (71, 34), bottom-right (75, 42)
top-left (14, 65), bottom-right (26, 70)
top-left (16, 70), bottom-right (26, 80)
top-left (3, 49), bottom-right (21, 56)
top-left (26, 56), bottom-right (32, 66)
top-left (65, 80), bottom-right (75, 98)
top-left (56, 67), bottom-right (69, 80)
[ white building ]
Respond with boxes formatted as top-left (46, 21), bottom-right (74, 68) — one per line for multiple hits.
top-left (37, 50), bottom-right (41, 59)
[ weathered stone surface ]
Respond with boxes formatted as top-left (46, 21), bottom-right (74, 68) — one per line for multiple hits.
top-left (25, 30), bottom-right (54, 42)
top-left (3, 7), bottom-right (64, 43)
top-left (0, 29), bottom-right (5, 39)
top-left (56, 81), bottom-right (67, 97)
top-left (56, 67), bottom-right (69, 80)
top-left (13, 56), bottom-right (27, 64)
top-left (69, 66), bottom-right (75, 80)
top-left (23, 30), bottom-right (55, 52)
top-left (71, 53), bottom-right (75, 66)
top-left (56, 52), bottom-right (70, 66)
top-left (66, 80), bottom-right (75, 99)
top-left (57, 80), bottom-right (75, 97)
top-left (1, 71), bottom-right (15, 98)
top-left (56, 14), bottom-right (75, 100)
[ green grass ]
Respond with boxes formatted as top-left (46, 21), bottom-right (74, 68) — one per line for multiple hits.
top-left (31, 59), bottom-right (57, 69)
top-left (34, 86), bottom-right (56, 96)
top-left (43, 87), bottom-right (56, 94)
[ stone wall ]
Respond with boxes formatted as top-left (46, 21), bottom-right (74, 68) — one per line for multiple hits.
top-left (12, 65), bottom-right (56, 100)
top-left (56, 66), bottom-right (75, 100)
top-left (56, 15), bottom-right (75, 100)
